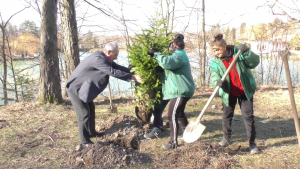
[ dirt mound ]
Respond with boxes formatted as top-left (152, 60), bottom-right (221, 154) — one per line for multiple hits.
top-left (68, 142), bottom-right (152, 168)
top-left (67, 114), bottom-right (152, 168)
top-left (152, 142), bottom-right (236, 169)
top-left (67, 114), bottom-right (236, 168)
top-left (96, 114), bottom-right (149, 148)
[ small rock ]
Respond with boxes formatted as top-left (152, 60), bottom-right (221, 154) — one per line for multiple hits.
top-left (76, 157), bottom-right (83, 162)
top-left (122, 155), bottom-right (128, 161)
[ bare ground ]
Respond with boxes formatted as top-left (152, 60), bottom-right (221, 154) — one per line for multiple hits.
top-left (0, 86), bottom-right (300, 168)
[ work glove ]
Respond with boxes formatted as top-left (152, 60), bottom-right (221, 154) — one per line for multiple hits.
top-left (148, 49), bottom-right (157, 57)
top-left (216, 80), bottom-right (223, 87)
top-left (239, 44), bottom-right (248, 54)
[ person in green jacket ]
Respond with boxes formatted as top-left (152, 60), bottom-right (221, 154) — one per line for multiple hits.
top-left (209, 34), bottom-right (260, 154)
top-left (149, 34), bottom-right (195, 150)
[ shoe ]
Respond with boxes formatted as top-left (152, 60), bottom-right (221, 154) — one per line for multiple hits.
top-left (144, 127), bottom-right (161, 139)
top-left (90, 132), bottom-right (104, 138)
top-left (249, 141), bottom-right (259, 154)
top-left (75, 142), bottom-right (93, 151)
top-left (219, 137), bottom-right (231, 147)
top-left (162, 142), bottom-right (177, 150)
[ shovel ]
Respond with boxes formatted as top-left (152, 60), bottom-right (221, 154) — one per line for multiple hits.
top-left (183, 50), bottom-right (242, 143)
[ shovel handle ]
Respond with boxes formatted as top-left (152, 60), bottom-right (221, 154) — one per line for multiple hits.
top-left (195, 50), bottom-right (242, 123)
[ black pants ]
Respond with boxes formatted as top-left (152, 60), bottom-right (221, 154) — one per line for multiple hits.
top-left (222, 94), bottom-right (256, 142)
top-left (67, 89), bottom-right (96, 144)
top-left (153, 100), bottom-right (169, 129)
top-left (168, 97), bottom-right (190, 144)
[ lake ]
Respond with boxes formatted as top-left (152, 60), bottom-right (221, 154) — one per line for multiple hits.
top-left (0, 51), bottom-right (299, 105)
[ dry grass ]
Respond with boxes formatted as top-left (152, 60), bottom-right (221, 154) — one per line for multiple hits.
top-left (0, 86), bottom-right (300, 168)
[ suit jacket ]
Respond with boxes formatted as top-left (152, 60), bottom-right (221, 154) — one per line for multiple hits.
top-left (66, 51), bottom-right (133, 103)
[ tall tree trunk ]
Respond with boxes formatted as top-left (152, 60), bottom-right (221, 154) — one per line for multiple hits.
top-left (200, 0), bottom-right (206, 87)
top-left (59, 0), bottom-right (80, 97)
top-left (0, 27), bottom-right (8, 105)
top-left (39, 0), bottom-right (63, 103)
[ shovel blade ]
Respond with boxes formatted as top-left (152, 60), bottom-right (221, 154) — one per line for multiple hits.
top-left (183, 121), bottom-right (206, 143)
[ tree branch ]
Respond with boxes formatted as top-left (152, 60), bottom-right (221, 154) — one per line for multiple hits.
top-left (24, 0), bottom-right (42, 15)
top-left (83, 0), bottom-right (112, 17)
top-left (1, 6), bottom-right (30, 27)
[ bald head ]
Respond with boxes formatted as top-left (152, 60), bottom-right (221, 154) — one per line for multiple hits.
top-left (104, 42), bottom-right (119, 62)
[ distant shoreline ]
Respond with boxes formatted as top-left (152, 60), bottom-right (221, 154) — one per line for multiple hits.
top-left (0, 56), bottom-right (39, 62)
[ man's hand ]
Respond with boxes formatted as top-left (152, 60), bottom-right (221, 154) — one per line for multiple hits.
top-left (132, 75), bottom-right (142, 83)
top-left (239, 44), bottom-right (248, 54)
top-left (216, 80), bottom-right (223, 87)
top-left (148, 49), bottom-right (157, 57)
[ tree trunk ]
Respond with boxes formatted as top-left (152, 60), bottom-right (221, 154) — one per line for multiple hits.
top-left (5, 34), bottom-right (19, 102)
top-left (260, 53), bottom-right (264, 84)
top-left (1, 27), bottom-right (8, 105)
top-left (39, 0), bottom-right (63, 104)
top-left (59, 0), bottom-right (80, 97)
top-left (200, 0), bottom-right (206, 87)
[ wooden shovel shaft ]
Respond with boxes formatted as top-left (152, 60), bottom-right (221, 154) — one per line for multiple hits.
top-left (282, 53), bottom-right (300, 150)
top-left (108, 62), bottom-right (113, 109)
top-left (195, 50), bottom-right (242, 123)
top-left (108, 82), bottom-right (113, 109)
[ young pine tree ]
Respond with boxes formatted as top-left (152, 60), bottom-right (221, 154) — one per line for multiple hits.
top-left (128, 19), bottom-right (173, 122)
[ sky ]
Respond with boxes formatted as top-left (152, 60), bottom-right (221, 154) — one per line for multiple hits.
top-left (0, 0), bottom-right (293, 35)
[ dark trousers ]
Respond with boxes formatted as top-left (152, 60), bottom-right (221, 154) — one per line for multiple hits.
top-left (168, 97), bottom-right (190, 144)
top-left (222, 94), bottom-right (256, 142)
top-left (153, 100), bottom-right (169, 129)
top-left (67, 89), bottom-right (96, 144)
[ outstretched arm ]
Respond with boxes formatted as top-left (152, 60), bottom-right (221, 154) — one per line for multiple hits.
top-left (94, 58), bottom-right (133, 81)
top-left (154, 52), bottom-right (183, 70)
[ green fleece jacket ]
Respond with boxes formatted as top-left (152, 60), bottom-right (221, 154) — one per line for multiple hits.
top-left (154, 49), bottom-right (195, 100)
top-left (209, 46), bottom-right (260, 106)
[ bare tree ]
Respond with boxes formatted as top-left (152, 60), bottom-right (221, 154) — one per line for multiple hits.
top-left (24, 0), bottom-right (42, 15)
top-left (159, 0), bottom-right (176, 35)
top-left (200, 0), bottom-right (206, 87)
top-left (59, 0), bottom-right (80, 97)
top-left (250, 24), bottom-right (268, 84)
top-left (39, 0), bottom-right (63, 103)
top-left (5, 33), bottom-right (19, 102)
top-left (266, 0), bottom-right (300, 23)
top-left (0, 7), bottom-right (29, 105)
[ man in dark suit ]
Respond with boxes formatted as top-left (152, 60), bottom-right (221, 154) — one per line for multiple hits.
top-left (66, 42), bottom-right (141, 150)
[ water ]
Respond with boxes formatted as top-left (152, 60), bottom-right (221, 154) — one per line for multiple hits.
top-left (0, 51), bottom-right (133, 105)
top-left (188, 52), bottom-right (300, 87)
top-left (1, 52), bottom-right (299, 105)
top-left (254, 59), bottom-right (300, 86)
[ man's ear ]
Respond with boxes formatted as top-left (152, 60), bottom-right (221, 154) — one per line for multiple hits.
top-left (107, 50), bottom-right (112, 56)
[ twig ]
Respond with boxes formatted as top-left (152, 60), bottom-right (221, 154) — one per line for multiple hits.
top-left (48, 135), bottom-right (55, 142)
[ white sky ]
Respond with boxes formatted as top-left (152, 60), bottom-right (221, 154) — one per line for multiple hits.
top-left (0, 0), bottom-right (294, 35)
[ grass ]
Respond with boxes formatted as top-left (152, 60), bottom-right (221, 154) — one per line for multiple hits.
top-left (0, 86), bottom-right (300, 168)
